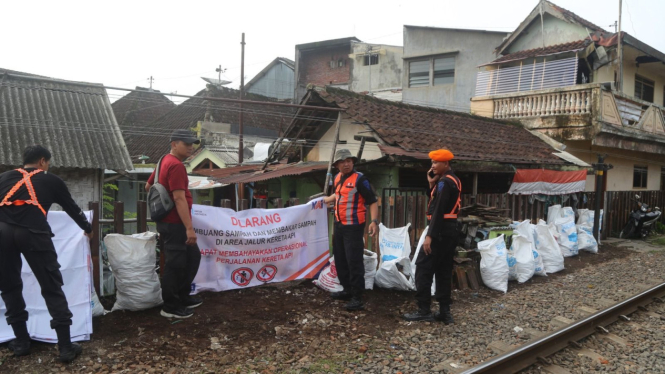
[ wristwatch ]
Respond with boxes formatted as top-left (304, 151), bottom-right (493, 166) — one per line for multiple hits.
top-left (371, 219), bottom-right (379, 225)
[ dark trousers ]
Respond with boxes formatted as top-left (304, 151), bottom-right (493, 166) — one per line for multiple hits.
top-left (0, 222), bottom-right (73, 329)
top-left (332, 221), bottom-right (365, 296)
top-left (414, 224), bottom-right (457, 309)
top-left (157, 222), bottom-right (201, 310)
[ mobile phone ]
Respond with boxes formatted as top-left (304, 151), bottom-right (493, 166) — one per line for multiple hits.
top-left (428, 170), bottom-right (435, 178)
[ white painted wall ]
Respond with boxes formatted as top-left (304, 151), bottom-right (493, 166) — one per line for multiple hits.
top-left (306, 119), bottom-right (382, 162)
top-left (350, 43), bottom-right (403, 93)
top-left (51, 168), bottom-right (102, 211)
top-left (506, 14), bottom-right (589, 54)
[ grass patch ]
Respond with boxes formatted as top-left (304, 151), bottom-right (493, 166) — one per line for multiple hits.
top-left (649, 237), bottom-right (665, 246)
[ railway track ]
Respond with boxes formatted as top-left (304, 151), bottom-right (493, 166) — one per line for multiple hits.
top-left (452, 282), bottom-right (665, 374)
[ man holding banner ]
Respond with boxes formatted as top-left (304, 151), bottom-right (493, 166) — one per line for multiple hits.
top-left (404, 149), bottom-right (460, 324)
top-left (323, 149), bottom-right (379, 311)
top-left (0, 145), bottom-right (91, 362)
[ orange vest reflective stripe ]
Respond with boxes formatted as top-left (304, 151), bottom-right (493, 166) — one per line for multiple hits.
top-left (334, 172), bottom-right (366, 225)
top-left (0, 169), bottom-right (47, 216)
top-left (443, 175), bottom-right (462, 219)
top-left (426, 174), bottom-right (462, 221)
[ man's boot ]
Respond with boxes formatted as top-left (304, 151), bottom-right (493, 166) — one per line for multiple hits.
top-left (331, 289), bottom-right (352, 301)
top-left (402, 305), bottom-right (434, 322)
top-left (55, 325), bottom-right (82, 363)
top-left (345, 291), bottom-right (364, 311)
top-left (434, 304), bottom-right (454, 325)
top-left (8, 322), bottom-right (30, 357)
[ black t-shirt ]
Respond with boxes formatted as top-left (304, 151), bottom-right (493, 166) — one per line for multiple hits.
top-left (0, 168), bottom-right (92, 234)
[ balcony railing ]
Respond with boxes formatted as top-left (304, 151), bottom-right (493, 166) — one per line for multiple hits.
top-left (493, 87), bottom-right (592, 119)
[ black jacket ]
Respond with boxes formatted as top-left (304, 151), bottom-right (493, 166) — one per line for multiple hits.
top-left (426, 170), bottom-right (461, 238)
top-left (0, 168), bottom-right (92, 235)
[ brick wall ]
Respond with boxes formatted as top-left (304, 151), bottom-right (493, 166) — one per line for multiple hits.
top-left (50, 168), bottom-right (101, 211)
top-left (300, 46), bottom-right (352, 87)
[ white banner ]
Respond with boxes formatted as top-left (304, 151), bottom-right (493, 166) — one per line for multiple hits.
top-left (191, 199), bottom-right (329, 293)
top-left (0, 212), bottom-right (93, 343)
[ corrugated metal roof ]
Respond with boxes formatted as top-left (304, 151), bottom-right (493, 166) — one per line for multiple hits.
top-left (0, 70), bottom-right (133, 170)
top-left (196, 161), bottom-right (329, 184)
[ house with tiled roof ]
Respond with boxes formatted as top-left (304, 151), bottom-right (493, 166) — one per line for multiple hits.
top-left (197, 86), bottom-right (584, 207)
top-left (112, 83), bottom-right (295, 211)
top-left (471, 0), bottom-right (665, 193)
top-left (111, 87), bottom-right (175, 164)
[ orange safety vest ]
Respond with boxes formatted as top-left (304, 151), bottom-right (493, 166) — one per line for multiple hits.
top-left (334, 172), bottom-right (366, 225)
top-left (0, 168), bottom-right (47, 215)
top-left (427, 174), bottom-right (461, 221)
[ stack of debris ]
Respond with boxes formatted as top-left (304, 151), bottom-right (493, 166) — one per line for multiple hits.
top-left (459, 203), bottom-right (512, 226)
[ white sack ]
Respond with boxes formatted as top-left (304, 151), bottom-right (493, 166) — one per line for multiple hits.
top-left (375, 257), bottom-right (416, 291)
top-left (513, 221), bottom-right (546, 277)
top-left (105, 232), bottom-right (163, 311)
top-left (313, 257), bottom-right (344, 292)
top-left (547, 205), bottom-right (562, 224)
top-left (561, 206), bottom-right (575, 219)
top-left (378, 223), bottom-right (411, 263)
top-left (577, 209), bottom-right (603, 228)
top-left (363, 250), bottom-right (378, 290)
top-left (477, 235), bottom-right (509, 293)
top-left (577, 225), bottom-right (599, 253)
top-left (555, 216), bottom-right (579, 257)
top-left (411, 227), bottom-right (436, 296)
top-left (534, 220), bottom-right (565, 273)
top-left (508, 234), bottom-right (536, 283)
top-left (88, 257), bottom-right (107, 317)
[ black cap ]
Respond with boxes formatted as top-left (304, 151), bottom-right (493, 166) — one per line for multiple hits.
top-left (170, 129), bottom-right (200, 144)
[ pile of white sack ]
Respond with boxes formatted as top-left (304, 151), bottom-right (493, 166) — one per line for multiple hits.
top-left (314, 224), bottom-right (414, 293)
top-left (477, 205), bottom-right (603, 293)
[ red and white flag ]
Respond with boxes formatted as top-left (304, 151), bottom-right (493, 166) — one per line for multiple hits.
top-left (508, 169), bottom-right (587, 195)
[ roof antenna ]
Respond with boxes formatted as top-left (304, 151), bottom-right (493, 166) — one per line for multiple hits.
top-left (147, 76), bottom-right (154, 91)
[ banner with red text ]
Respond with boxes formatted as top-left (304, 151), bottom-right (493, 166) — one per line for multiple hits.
top-left (190, 199), bottom-right (329, 293)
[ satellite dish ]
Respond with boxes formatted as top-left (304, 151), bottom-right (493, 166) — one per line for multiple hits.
top-left (201, 77), bottom-right (232, 86)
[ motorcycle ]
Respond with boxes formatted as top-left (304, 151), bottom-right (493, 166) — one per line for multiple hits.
top-left (619, 195), bottom-right (662, 239)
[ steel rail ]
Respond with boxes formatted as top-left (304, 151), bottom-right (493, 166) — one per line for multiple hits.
top-left (460, 282), bottom-right (665, 374)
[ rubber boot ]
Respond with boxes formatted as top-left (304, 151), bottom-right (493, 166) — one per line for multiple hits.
top-left (434, 304), bottom-right (454, 325)
top-left (8, 322), bottom-right (30, 357)
top-left (402, 305), bottom-right (434, 322)
top-left (55, 326), bottom-right (82, 363)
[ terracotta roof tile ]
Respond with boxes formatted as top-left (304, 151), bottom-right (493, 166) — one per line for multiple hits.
top-left (311, 87), bottom-right (564, 165)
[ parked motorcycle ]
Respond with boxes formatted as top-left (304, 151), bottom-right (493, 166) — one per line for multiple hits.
top-left (619, 195), bottom-right (662, 239)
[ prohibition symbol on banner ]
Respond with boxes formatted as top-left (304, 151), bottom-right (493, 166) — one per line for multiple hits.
top-left (257, 265), bottom-right (277, 282)
top-left (231, 268), bottom-right (254, 287)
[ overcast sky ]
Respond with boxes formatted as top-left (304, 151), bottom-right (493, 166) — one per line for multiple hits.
top-left (3, 0), bottom-right (663, 103)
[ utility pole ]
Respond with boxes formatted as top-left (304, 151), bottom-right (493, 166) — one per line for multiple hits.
top-left (147, 76), bottom-right (154, 90)
top-left (592, 155), bottom-right (613, 241)
top-left (617, 0), bottom-right (623, 92)
top-left (609, 20), bottom-right (618, 33)
top-left (366, 44), bottom-right (373, 95)
top-left (238, 33), bottom-right (246, 203)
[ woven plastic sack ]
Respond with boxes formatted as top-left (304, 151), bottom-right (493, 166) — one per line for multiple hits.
top-left (555, 216), bottom-right (579, 257)
top-left (477, 235), bottom-right (509, 293)
top-left (105, 232), bottom-right (163, 311)
top-left (534, 220), bottom-right (565, 273)
top-left (313, 257), bottom-right (344, 292)
top-left (363, 250), bottom-right (378, 289)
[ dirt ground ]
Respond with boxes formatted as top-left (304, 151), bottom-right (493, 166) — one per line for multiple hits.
top-left (0, 243), bottom-right (634, 374)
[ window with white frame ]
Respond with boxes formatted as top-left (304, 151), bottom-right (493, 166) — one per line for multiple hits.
top-left (408, 55), bottom-right (456, 87)
top-left (633, 165), bottom-right (648, 188)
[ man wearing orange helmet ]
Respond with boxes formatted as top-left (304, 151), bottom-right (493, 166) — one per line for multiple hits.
top-left (403, 149), bottom-right (461, 324)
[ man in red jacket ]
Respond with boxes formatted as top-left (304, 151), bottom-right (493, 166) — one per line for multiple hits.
top-left (146, 129), bottom-right (202, 319)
